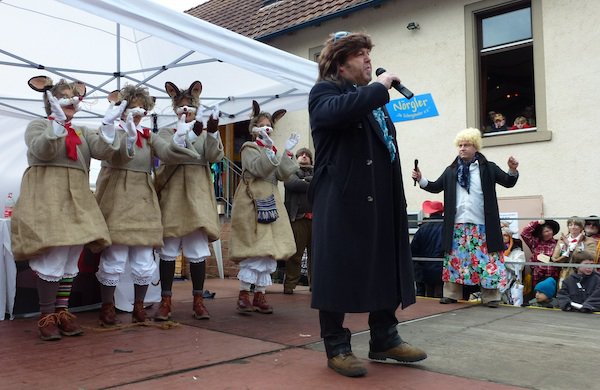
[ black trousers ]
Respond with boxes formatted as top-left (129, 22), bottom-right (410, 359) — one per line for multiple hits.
top-left (319, 308), bottom-right (402, 358)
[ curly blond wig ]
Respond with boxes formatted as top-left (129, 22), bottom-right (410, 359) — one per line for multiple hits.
top-left (118, 84), bottom-right (155, 111)
top-left (454, 128), bottom-right (483, 151)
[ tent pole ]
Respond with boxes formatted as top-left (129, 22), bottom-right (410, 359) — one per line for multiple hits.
top-left (116, 23), bottom-right (121, 90)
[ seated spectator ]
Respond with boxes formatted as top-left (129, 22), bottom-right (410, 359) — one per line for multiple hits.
top-left (552, 217), bottom-right (598, 285)
top-left (528, 276), bottom-right (558, 308)
top-left (584, 215), bottom-right (600, 241)
top-left (521, 219), bottom-right (560, 288)
top-left (411, 200), bottom-right (444, 298)
top-left (557, 251), bottom-right (600, 313)
top-left (509, 116), bottom-right (532, 130)
top-left (489, 113), bottom-right (508, 132)
top-left (500, 224), bottom-right (526, 304)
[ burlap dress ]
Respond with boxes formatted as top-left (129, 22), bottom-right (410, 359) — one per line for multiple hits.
top-left (94, 129), bottom-right (200, 247)
top-left (229, 142), bottom-right (298, 262)
top-left (155, 127), bottom-right (223, 242)
top-left (11, 119), bottom-right (119, 260)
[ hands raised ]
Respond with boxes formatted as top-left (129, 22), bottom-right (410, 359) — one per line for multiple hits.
top-left (285, 132), bottom-right (300, 152)
top-left (46, 91), bottom-right (67, 122)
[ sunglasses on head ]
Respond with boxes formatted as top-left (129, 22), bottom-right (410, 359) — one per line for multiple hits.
top-left (333, 31), bottom-right (350, 42)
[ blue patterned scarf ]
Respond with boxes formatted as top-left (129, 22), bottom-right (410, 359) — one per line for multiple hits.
top-left (372, 108), bottom-right (397, 162)
top-left (456, 154), bottom-right (478, 193)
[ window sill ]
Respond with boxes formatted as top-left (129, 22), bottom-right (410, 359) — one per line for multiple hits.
top-left (482, 128), bottom-right (552, 147)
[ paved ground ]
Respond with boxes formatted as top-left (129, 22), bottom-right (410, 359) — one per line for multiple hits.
top-left (1, 278), bottom-right (598, 389)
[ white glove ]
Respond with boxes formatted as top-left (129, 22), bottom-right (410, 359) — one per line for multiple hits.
top-left (102, 101), bottom-right (127, 125)
top-left (46, 90), bottom-right (67, 122)
top-left (256, 127), bottom-right (273, 149)
top-left (124, 112), bottom-right (138, 140)
top-left (174, 113), bottom-right (191, 142)
top-left (284, 132), bottom-right (300, 151)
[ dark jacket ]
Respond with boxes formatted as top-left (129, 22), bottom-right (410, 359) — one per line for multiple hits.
top-left (284, 165), bottom-right (313, 222)
top-left (410, 215), bottom-right (444, 284)
top-left (422, 154), bottom-right (518, 253)
top-left (557, 272), bottom-right (600, 312)
top-left (308, 79), bottom-right (415, 312)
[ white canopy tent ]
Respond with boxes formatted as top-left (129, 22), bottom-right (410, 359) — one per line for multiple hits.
top-left (0, 0), bottom-right (318, 197)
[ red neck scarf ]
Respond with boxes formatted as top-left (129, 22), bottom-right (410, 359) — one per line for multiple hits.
top-left (136, 128), bottom-right (151, 148)
top-left (49, 117), bottom-right (81, 161)
top-left (255, 139), bottom-right (277, 153)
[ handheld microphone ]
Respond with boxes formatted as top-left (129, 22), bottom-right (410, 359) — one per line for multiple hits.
top-left (414, 159), bottom-right (419, 186)
top-left (375, 68), bottom-right (414, 99)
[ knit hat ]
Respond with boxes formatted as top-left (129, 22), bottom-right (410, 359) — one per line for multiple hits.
top-left (534, 277), bottom-right (556, 298)
top-left (295, 147), bottom-right (313, 164)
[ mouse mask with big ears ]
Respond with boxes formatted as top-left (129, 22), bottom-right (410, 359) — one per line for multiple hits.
top-left (165, 81), bottom-right (202, 123)
top-left (28, 76), bottom-right (86, 119)
top-left (110, 85), bottom-right (156, 126)
top-left (249, 100), bottom-right (286, 138)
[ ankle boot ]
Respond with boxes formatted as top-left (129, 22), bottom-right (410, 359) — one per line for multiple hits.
top-left (237, 290), bottom-right (254, 313)
top-left (193, 294), bottom-right (210, 320)
top-left (132, 300), bottom-right (147, 323)
top-left (252, 291), bottom-right (273, 314)
top-left (55, 308), bottom-right (84, 336)
top-left (38, 313), bottom-right (61, 341)
top-left (99, 302), bottom-right (119, 327)
top-left (154, 296), bottom-right (172, 321)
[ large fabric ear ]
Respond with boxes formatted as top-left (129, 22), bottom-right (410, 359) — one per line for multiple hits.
top-left (188, 81), bottom-right (202, 99)
top-left (165, 82), bottom-right (180, 99)
top-left (107, 90), bottom-right (120, 103)
top-left (73, 81), bottom-right (86, 97)
top-left (28, 76), bottom-right (53, 92)
top-left (252, 100), bottom-right (260, 118)
top-left (271, 109), bottom-right (287, 124)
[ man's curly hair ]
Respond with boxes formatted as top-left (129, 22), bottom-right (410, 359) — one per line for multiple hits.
top-left (318, 32), bottom-right (373, 83)
top-left (118, 85), bottom-right (155, 111)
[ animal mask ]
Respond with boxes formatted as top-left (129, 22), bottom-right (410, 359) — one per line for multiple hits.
top-left (248, 100), bottom-right (286, 134)
top-left (28, 76), bottom-right (86, 116)
top-left (165, 81), bottom-right (202, 114)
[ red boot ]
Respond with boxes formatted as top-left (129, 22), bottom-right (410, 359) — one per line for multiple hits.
top-left (132, 300), bottom-right (147, 323)
top-left (154, 296), bottom-right (172, 321)
top-left (38, 313), bottom-right (61, 341)
top-left (193, 294), bottom-right (210, 320)
top-left (99, 302), bottom-right (120, 327)
top-left (237, 290), bottom-right (255, 313)
top-left (56, 308), bottom-right (84, 336)
top-left (252, 291), bottom-right (273, 314)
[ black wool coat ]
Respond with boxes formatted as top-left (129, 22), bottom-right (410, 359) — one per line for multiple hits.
top-left (308, 79), bottom-right (415, 313)
top-left (422, 155), bottom-right (518, 253)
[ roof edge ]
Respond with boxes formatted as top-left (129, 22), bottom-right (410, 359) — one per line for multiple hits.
top-left (256, 0), bottom-right (389, 42)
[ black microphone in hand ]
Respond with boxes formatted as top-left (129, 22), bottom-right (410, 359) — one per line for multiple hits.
top-left (414, 159), bottom-right (419, 186)
top-left (375, 68), bottom-right (414, 99)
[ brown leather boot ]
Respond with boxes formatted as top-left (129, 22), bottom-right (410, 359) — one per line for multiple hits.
top-left (55, 308), bottom-right (84, 336)
top-left (154, 296), bottom-right (172, 321)
top-left (252, 291), bottom-right (273, 314)
top-left (237, 290), bottom-right (254, 313)
top-left (99, 302), bottom-right (120, 327)
top-left (132, 300), bottom-right (147, 323)
top-left (38, 313), bottom-right (61, 341)
top-left (193, 294), bottom-right (210, 320)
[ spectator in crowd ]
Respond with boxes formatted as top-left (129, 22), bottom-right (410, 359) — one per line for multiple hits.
top-left (527, 276), bottom-right (558, 308)
top-left (584, 216), bottom-right (600, 240)
top-left (557, 251), bottom-right (600, 312)
top-left (509, 116), bottom-right (532, 130)
top-left (309, 31), bottom-right (426, 378)
top-left (11, 76), bottom-right (119, 340)
top-left (411, 200), bottom-right (444, 298)
top-left (154, 81), bottom-right (224, 322)
top-left (229, 100), bottom-right (299, 314)
top-left (500, 224), bottom-right (526, 304)
top-left (489, 113), bottom-right (508, 132)
top-left (412, 127), bottom-right (519, 308)
top-left (521, 105), bottom-right (536, 127)
top-left (521, 219), bottom-right (560, 288)
top-left (95, 85), bottom-right (200, 326)
top-left (552, 217), bottom-right (598, 286)
top-left (283, 147), bottom-right (314, 294)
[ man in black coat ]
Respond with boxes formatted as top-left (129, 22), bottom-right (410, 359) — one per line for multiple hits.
top-left (412, 128), bottom-right (519, 308)
top-left (308, 31), bottom-right (426, 378)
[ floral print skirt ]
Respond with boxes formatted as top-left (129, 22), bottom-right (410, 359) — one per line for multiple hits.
top-left (443, 223), bottom-right (507, 289)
